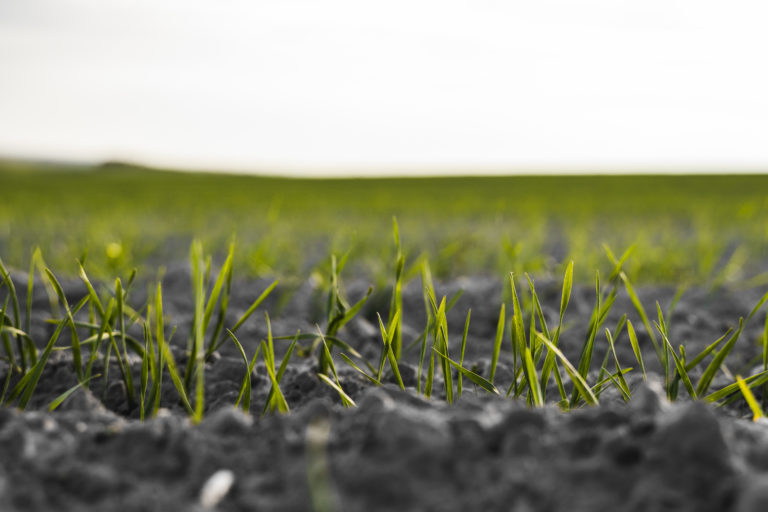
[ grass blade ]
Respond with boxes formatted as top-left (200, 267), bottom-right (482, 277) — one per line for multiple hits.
top-left (376, 311), bottom-right (405, 390)
top-left (705, 369), bottom-right (768, 403)
top-left (489, 303), bottom-right (505, 384)
top-left (0, 256), bottom-right (23, 370)
top-left (457, 309), bottom-right (471, 398)
top-left (25, 251), bottom-right (37, 365)
top-left (226, 328), bottom-right (261, 412)
top-left (536, 332), bottom-right (598, 406)
top-left (48, 373), bottom-right (101, 411)
top-left (340, 353), bottom-right (381, 385)
top-left (684, 327), bottom-right (733, 372)
top-left (696, 318), bottom-right (745, 396)
top-left (605, 328), bottom-right (631, 401)
top-left (318, 373), bottom-right (356, 407)
top-left (389, 216), bottom-right (404, 359)
top-left (658, 326), bottom-right (697, 399)
top-left (626, 320), bottom-right (647, 381)
top-left (620, 270), bottom-right (663, 363)
top-left (190, 241), bottom-right (206, 424)
top-left (522, 346), bottom-right (543, 406)
top-left (261, 340), bottom-right (290, 413)
top-left (159, 336), bottom-right (194, 415)
top-left (229, 279), bottom-right (279, 334)
top-left (736, 375), bottom-right (764, 421)
top-left (151, 283), bottom-right (165, 416)
top-left (433, 347), bottom-right (499, 395)
top-left (316, 330), bottom-right (354, 407)
top-left (44, 268), bottom-right (84, 381)
top-left (11, 295), bottom-right (88, 408)
top-left (509, 273), bottom-right (526, 386)
top-left (262, 329), bottom-right (298, 415)
top-left (540, 262), bottom-right (573, 396)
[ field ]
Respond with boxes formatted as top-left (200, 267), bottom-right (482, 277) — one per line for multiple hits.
top-left (2, 162), bottom-right (768, 511)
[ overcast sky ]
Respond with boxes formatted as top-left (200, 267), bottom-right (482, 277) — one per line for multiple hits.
top-left (1, 0), bottom-right (767, 175)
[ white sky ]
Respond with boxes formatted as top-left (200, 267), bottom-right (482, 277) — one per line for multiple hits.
top-left (0, 0), bottom-right (767, 175)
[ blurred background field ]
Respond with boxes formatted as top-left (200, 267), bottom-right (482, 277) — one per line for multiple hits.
top-left (1, 160), bottom-right (767, 288)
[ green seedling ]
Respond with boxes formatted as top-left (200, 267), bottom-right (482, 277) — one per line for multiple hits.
top-left (489, 303), bottom-right (505, 385)
top-left (389, 216), bottom-right (404, 359)
top-left (316, 327), bottom-right (354, 408)
top-left (376, 311), bottom-right (405, 390)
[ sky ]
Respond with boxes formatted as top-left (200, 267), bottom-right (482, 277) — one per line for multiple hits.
top-left (0, 0), bottom-right (767, 176)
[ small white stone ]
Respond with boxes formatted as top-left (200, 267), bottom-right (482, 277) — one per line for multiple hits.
top-left (43, 417), bottom-right (57, 432)
top-left (199, 469), bottom-right (235, 509)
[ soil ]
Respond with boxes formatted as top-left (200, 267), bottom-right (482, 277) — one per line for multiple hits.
top-left (3, 268), bottom-right (768, 511)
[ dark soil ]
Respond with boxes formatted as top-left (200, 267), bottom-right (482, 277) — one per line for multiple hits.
top-left (3, 270), bottom-right (768, 511)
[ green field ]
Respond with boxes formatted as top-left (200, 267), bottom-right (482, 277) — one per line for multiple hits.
top-left (1, 161), bottom-right (767, 286)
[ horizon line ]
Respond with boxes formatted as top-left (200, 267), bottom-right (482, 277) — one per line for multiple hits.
top-left (1, 154), bottom-right (767, 179)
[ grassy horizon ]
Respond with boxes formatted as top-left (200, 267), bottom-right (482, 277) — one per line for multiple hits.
top-left (2, 160), bottom-right (767, 286)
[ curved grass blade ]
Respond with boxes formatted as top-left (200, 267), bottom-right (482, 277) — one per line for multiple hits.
top-left (262, 329), bottom-right (298, 414)
top-left (0, 257), bottom-right (23, 370)
top-left (318, 373), bottom-right (356, 407)
top-left (228, 279), bottom-right (279, 335)
top-left (78, 262), bottom-right (105, 318)
top-left (44, 268), bottom-right (84, 381)
top-left (626, 320), bottom-right (647, 381)
top-left (315, 327), bottom-right (355, 408)
top-left (12, 318), bottom-right (66, 407)
top-left (159, 338), bottom-right (193, 415)
top-left (684, 327), bottom-right (733, 372)
top-left (48, 373), bottom-right (101, 411)
top-left (591, 368), bottom-right (633, 399)
top-left (736, 375), bottom-right (764, 422)
top-left (261, 339), bottom-right (290, 413)
top-left (10, 294), bottom-right (88, 408)
top-left (658, 326), bottom-right (697, 399)
top-left (433, 347), bottom-right (499, 395)
top-left (226, 328), bottom-right (262, 412)
top-left (202, 243), bottom-right (234, 337)
top-left (696, 318), bottom-right (744, 396)
top-left (536, 332), bottom-right (598, 406)
top-left (706, 369), bottom-right (768, 403)
top-left (340, 353), bottom-right (381, 385)
top-left (605, 328), bottom-right (631, 400)
top-left (375, 311), bottom-right (405, 390)
top-left (620, 270), bottom-right (662, 362)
